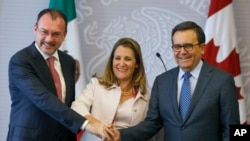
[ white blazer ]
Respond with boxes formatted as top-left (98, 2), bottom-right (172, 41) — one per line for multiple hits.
top-left (71, 77), bottom-right (153, 141)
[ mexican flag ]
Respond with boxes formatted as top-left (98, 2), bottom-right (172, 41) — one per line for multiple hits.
top-left (49, 0), bottom-right (86, 95)
top-left (203, 0), bottom-right (247, 124)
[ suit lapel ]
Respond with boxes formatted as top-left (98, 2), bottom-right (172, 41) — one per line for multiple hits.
top-left (58, 51), bottom-right (72, 105)
top-left (30, 43), bottom-right (58, 96)
top-left (184, 62), bottom-right (213, 123)
top-left (169, 68), bottom-right (183, 123)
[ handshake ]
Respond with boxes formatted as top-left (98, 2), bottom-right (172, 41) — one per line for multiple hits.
top-left (85, 115), bottom-right (121, 141)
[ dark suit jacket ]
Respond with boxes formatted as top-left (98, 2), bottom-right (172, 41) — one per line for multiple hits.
top-left (7, 42), bottom-right (85, 141)
top-left (120, 61), bottom-right (240, 141)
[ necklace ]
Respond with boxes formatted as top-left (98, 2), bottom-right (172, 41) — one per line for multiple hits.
top-left (121, 88), bottom-right (133, 96)
top-left (121, 91), bottom-right (131, 96)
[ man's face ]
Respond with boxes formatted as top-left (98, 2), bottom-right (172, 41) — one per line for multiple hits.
top-left (172, 29), bottom-right (205, 72)
top-left (34, 13), bottom-right (67, 55)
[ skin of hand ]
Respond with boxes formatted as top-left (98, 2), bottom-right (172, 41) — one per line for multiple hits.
top-left (104, 124), bottom-right (120, 141)
top-left (85, 115), bottom-right (115, 140)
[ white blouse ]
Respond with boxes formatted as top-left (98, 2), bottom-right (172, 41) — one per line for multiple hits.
top-left (113, 98), bottom-right (134, 129)
top-left (71, 77), bottom-right (153, 141)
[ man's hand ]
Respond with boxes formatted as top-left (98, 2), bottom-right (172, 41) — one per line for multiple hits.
top-left (105, 124), bottom-right (120, 141)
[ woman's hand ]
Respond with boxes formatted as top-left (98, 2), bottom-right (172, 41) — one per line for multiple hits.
top-left (104, 124), bottom-right (121, 141)
top-left (85, 115), bottom-right (115, 140)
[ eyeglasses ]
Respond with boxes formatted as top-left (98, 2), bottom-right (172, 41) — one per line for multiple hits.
top-left (172, 43), bottom-right (200, 52)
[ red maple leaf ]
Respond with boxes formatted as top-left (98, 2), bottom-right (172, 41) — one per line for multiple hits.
top-left (203, 39), bottom-right (243, 99)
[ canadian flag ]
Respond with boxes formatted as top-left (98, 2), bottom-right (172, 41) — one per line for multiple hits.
top-left (203, 0), bottom-right (247, 124)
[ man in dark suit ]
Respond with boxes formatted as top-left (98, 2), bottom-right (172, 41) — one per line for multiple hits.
top-left (111, 21), bottom-right (240, 141)
top-left (7, 9), bottom-right (111, 141)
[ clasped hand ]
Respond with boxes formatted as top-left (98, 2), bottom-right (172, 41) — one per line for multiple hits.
top-left (85, 115), bottom-right (120, 141)
top-left (86, 123), bottom-right (120, 141)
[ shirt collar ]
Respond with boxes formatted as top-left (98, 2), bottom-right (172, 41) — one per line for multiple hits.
top-left (178, 60), bottom-right (203, 80)
top-left (35, 42), bottom-right (59, 61)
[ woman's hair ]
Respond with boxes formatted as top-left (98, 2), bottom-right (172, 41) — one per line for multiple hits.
top-left (97, 37), bottom-right (148, 95)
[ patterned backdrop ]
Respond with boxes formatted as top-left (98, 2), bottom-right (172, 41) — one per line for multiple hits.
top-left (75, 0), bottom-right (208, 88)
top-left (74, 0), bottom-right (250, 123)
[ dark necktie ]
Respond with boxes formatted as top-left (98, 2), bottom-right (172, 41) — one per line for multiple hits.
top-left (179, 72), bottom-right (192, 121)
top-left (48, 56), bottom-right (62, 101)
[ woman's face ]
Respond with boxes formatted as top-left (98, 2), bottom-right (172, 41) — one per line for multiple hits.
top-left (112, 45), bottom-right (138, 83)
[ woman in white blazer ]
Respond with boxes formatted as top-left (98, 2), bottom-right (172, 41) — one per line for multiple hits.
top-left (71, 37), bottom-right (154, 141)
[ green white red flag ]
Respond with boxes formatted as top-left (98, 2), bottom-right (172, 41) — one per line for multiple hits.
top-left (49, 0), bottom-right (86, 95)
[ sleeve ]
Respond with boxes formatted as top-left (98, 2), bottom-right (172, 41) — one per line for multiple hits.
top-left (71, 77), bottom-right (97, 116)
top-left (220, 74), bottom-right (240, 141)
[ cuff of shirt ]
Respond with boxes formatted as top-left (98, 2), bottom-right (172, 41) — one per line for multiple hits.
top-left (81, 120), bottom-right (89, 130)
